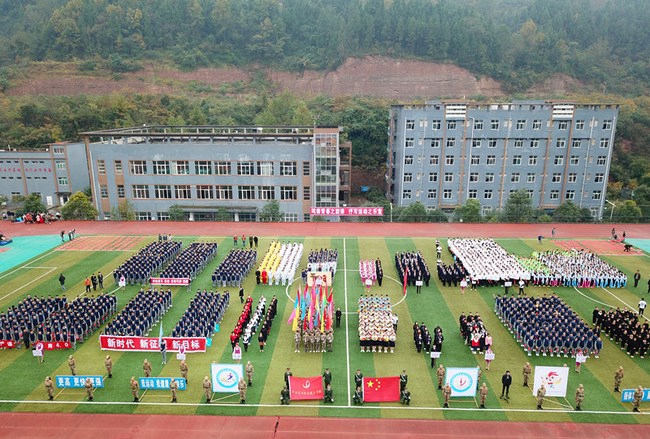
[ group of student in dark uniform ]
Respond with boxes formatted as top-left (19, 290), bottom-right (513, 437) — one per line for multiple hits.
top-left (412, 321), bottom-right (444, 361)
top-left (103, 288), bottom-right (172, 337)
top-left (459, 312), bottom-right (490, 353)
top-left (213, 249), bottom-right (257, 287)
top-left (594, 307), bottom-right (649, 358)
top-left (171, 290), bottom-right (229, 338)
top-left (395, 251), bottom-right (431, 288)
top-left (496, 294), bottom-right (603, 357)
top-left (113, 241), bottom-right (182, 285)
top-left (159, 242), bottom-right (218, 280)
top-left (437, 261), bottom-right (469, 287)
top-left (305, 248), bottom-right (339, 278)
top-left (1, 294), bottom-right (116, 348)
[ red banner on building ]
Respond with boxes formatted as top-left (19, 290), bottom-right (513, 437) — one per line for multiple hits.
top-left (310, 207), bottom-right (384, 217)
top-left (150, 277), bottom-right (190, 286)
top-left (99, 335), bottom-right (206, 352)
top-left (363, 376), bottom-right (401, 402)
top-left (288, 376), bottom-right (324, 401)
top-left (0, 340), bottom-right (16, 349)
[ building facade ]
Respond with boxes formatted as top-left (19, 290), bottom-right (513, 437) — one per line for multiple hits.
top-left (81, 126), bottom-right (351, 222)
top-left (387, 101), bottom-right (619, 219)
top-left (0, 142), bottom-right (89, 208)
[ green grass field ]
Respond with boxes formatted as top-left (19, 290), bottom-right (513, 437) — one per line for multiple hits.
top-left (1, 234), bottom-right (649, 424)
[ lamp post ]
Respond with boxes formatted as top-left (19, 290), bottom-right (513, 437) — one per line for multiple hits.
top-left (389, 202), bottom-right (393, 223)
top-left (605, 199), bottom-right (616, 221)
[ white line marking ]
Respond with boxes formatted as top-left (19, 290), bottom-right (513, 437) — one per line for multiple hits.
top-left (572, 287), bottom-right (614, 308)
top-left (0, 250), bottom-right (57, 280)
top-left (344, 238), bottom-right (351, 407)
top-left (601, 287), bottom-right (635, 310)
top-left (0, 267), bottom-right (57, 301)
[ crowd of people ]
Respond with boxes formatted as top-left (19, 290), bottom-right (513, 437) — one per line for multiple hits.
top-left (594, 307), bottom-right (649, 358)
top-left (213, 249), bottom-right (257, 287)
top-left (159, 242), bottom-right (218, 280)
top-left (307, 249), bottom-right (339, 276)
top-left (171, 290), bottom-right (229, 338)
top-left (0, 294), bottom-right (116, 347)
top-left (294, 325), bottom-right (334, 353)
top-left (257, 242), bottom-right (303, 286)
top-left (395, 251), bottom-right (432, 289)
top-left (459, 312), bottom-right (491, 354)
top-left (412, 321), bottom-right (444, 359)
top-left (359, 260), bottom-right (379, 286)
top-left (358, 295), bottom-right (397, 353)
top-left (103, 288), bottom-right (172, 337)
top-left (495, 294), bottom-right (602, 357)
top-left (230, 295), bottom-right (278, 353)
top-left (113, 241), bottom-right (182, 285)
top-left (437, 261), bottom-right (468, 288)
top-left (532, 250), bottom-right (628, 288)
top-left (448, 238), bottom-right (530, 284)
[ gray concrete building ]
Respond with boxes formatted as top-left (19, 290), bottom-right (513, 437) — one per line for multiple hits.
top-left (387, 101), bottom-right (619, 219)
top-left (81, 126), bottom-right (351, 221)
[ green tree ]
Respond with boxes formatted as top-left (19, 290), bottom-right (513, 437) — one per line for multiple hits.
top-left (613, 200), bottom-right (642, 223)
top-left (168, 204), bottom-right (186, 221)
top-left (632, 185), bottom-right (650, 222)
top-left (552, 201), bottom-right (592, 223)
top-left (260, 200), bottom-right (282, 222)
top-left (216, 207), bottom-right (231, 222)
top-left (20, 193), bottom-right (47, 215)
top-left (398, 201), bottom-right (428, 222)
top-left (111, 200), bottom-right (136, 221)
top-left (428, 209), bottom-right (449, 223)
top-left (60, 191), bottom-right (98, 220)
top-left (501, 189), bottom-right (534, 223)
top-left (454, 199), bottom-right (482, 223)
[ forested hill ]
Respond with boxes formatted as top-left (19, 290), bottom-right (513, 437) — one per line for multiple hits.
top-left (0, 0), bottom-right (648, 95)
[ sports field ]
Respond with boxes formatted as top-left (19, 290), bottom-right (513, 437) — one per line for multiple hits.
top-left (0, 221), bottom-right (649, 436)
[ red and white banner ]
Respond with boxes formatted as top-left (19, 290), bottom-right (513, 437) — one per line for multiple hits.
top-left (40, 341), bottom-right (72, 350)
top-left (99, 335), bottom-right (206, 352)
top-left (310, 207), bottom-right (384, 217)
top-left (288, 376), bottom-right (324, 401)
top-left (150, 277), bottom-right (190, 286)
top-left (0, 340), bottom-right (16, 349)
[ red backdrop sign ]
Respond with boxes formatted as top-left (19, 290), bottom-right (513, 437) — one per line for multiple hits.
top-left (99, 335), bottom-right (206, 352)
top-left (363, 376), bottom-right (401, 402)
top-left (288, 376), bottom-right (324, 400)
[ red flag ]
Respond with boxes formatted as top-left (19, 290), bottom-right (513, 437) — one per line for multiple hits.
top-left (363, 376), bottom-right (401, 402)
top-left (289, 376), bottom-right (324, 400)
top-left (402, 267), bottom-right (408, 295)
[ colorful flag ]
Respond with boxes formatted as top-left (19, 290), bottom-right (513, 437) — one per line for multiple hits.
top-left (363, 376), bottom-right (401, 402)
top-left (288, 376), bottom-right (324, 400)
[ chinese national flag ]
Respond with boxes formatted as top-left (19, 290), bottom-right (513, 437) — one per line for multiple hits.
top-left (289, 376), bottom-right (324, 401)
top-left (363, 376), bottom-right (401, 402)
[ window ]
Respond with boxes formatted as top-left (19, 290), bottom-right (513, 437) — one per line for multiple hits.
top-left (117, 185), bottom-right (125, 198)
top-left (429, 173), bottom-right (438, 182)
top-left (472, 139), bottom-right (482, 148)
top-left (488, 139), bottom-right (497, 148)
top-left (432, 120), bottom-right (441, 130)
top-left (303, 161), bottom-right (310, 176)
top-left (474, 120), bottom-right (483, 130)
top-left (430, 139), bottom-right (441, 148)
top-left (443, 189), bottom-right (452, 200)
top-left (237, 161), bottom-right (254, 175)
top-left (258, 186), bottom-right (274, 200)
top-left (447, 121), bottom-right (457, 130)
top-left (514, 139), bottom-right (524, 148)
top-left (130, 160), bottom-right (147, 175)
top-left (528, 156), bottom-right (538, 166)
top-left (575, 120), bottom-right (585, 130)
top-left (419, 119), bottom-right (427, 128)
top-left (429, 156), bottom-right (439, 165)
top-left (446, 138), bottom-right (455, 148)
top-left (594, 173), bottom-right (605, 183)
top-left (444, 173), bottom-right (454, 182)
top-left (554, 156), bottom-right (564, 166)
top-left (171, 161), bottom-right (188, 175)
top-left (55, 160), bottom-right (66, 170)
top-left (469, 172), bottom-right (479, 182)
top-left (565, 190), bottom-right (575, 200)
top-left (552, 173), bottom-right (562, 183)
top-left (216, 185), bottom-right (233, 200)
top-left (195, 160), bottom-right (212, 175)
top-left (556, 139), bottom-right (566, 148)
top-left (487, 156), bottom-right (496, 165)
top-left (158, 213), bottom-right (170, 221)
top-left (557, 121), bottom-right (568, 129)
top-left (132, 184), bottom-right (150, 199)
top-left (153, 161), bottom-right (170, 175)
top-left (592, 190), bottom-right (602, 200)
top-left (280, 186), bottom-right (297, 200)
top-left (572, 139), bottom-right (581, 148)
top-left (427, 189), bottom-right (437, 199)
top-left (100, 185), bottom-right (108, 198)
top-left (137, 212), bottom-right (152, 221)
top-left (97, 160), bottom-right (106, 175)
top-left (404, 173), bottom-right (413, 183)
top-left (58, 176), bottom-right (68, 185)
top-left (175, 185), bottom-right (191, 199)
top-left (283, 213), bottom-right (298, 222)
top-left (114, 160), bottom-right (123, 175)
top-left (532, 120), bottom-right (542, 130)
top-left (445, 156), bottom-right (455, 165)
top-left (511, 173), bottom-right (520, 183)
top-left (471, 155), bottom-right (480, 165)
top-left (468, 189), bottom-right (477, 199)
top-left (303, 186), bottom-right (311, 200)
top-left (404, 155), bottom-right (414, 165)
top-left (530, 139), bottom-right (540, 148)
top-left (257, 161), bottom-right (274, 176)
top-left (214, 161), bottom-right (230, 175)
top-left (568, 173), bottom-right (577, 183)
top-left (238, 185), bottom-right (255, 200)
top-left (403, 189), bottom-right (412, 200)
top-left (526, 190), bottom-right (534, 198)
top-left (196, 185), bottom-right (214, 199)
top-left (600, 138), bottom-right (610, 148)
top-left (53, 147), bottom-right (64, 154)
top-left (491, 120), bottom-right (499, 130)
top-left (596, 156), bottom-right (607, 166)
top-left (484, 189), bottom-right (493, 199)
top-left (512, 155), bottom-right (522, 165)
top-left (516, 120), bottom-right (526, 130)
top-left (406, 119), bottom-right (415, 130)
top-left (570, 156), bottom-right (579, 165)
top-left (602, 120), bottom-right (612, 130)
top-left (527, 173), bottom-right (535, 183)
top-left (405, 138), bottom-right (415, 148)
top-left (280, 161), bottom-right (297, 176)
top-left (550, 190), bottom-right (559, 200)
top-left (485, 173), bottom-right (494, 183)
top-left (154, 185), bottom-right (172, 199)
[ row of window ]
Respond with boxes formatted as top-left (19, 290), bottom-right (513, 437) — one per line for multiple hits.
top-left (0, 176), bottom-right (68, 184)
top-left (404, 188), bottom-right (603, 201)
top-left (406, 137), bottom-right (610, 149)
top-left (100, 184), bottom-right (307, 201)
top-left (404, 172), bottom-right (605, 184)
top-left (0, 160), bottom-right (67, 170)
top-left (96, 160), bottom-right (310, 177)
top-left (405, 155), bottom-right (609, 167)
top-left (406, 119), bottom-right (613, 131)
